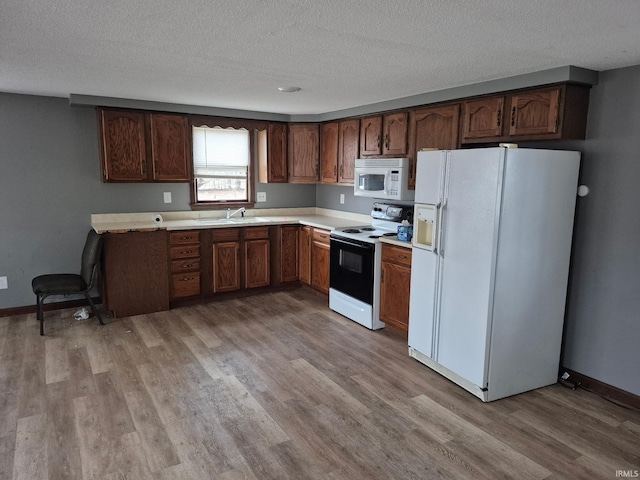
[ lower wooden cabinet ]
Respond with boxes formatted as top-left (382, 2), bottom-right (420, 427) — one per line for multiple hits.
top-left (102, 230), bottom-right (169, 317)
top-left (211, 229), bottom-right (241, 293)
top-left (169, 230), bottom-right (201, 299)
top-left (299, 226), bottom-right (312, 285)
top-left (280, 226), bottom-right (299, 283)
top-left (311, 228), bottom-right (331, 294)
top-left (244, 227), bottom-right (270, 288)
top-left (380, 243), bottom-right (412, 332)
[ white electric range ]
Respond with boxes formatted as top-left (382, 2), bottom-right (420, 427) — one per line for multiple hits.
top-left (329, 202), bottom-right (413, 330)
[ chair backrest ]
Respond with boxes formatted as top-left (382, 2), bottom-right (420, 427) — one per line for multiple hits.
top-left (81, 230), bottom-right (103, 287)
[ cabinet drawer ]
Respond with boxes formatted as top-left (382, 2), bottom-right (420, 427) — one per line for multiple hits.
top-left (212, 228), bottom-right (240, 242)
top-left (312, 229), bottom-right (331, 244)
top-left (244, 226), bottom-right (269, 239)
top-left (171, 272), bottom-right (201, 298)
top-left (171, 258), bottom-right (201, 273)
top-left (169, 231), bottom-right (200, 245)
top-left (169, 244), bottom-right (201, 259)
top-left (381, 244), bottom-right (412, 266)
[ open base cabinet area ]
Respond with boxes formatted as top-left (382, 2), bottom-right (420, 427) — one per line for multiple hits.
top-left (2, 289), bottom-right (639, 479)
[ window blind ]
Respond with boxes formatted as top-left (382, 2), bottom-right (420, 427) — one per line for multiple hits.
top-left (193, 126), bottom-right (249, 177)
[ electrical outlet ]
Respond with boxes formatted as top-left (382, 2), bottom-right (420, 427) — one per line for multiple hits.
top-left (163, 192), bottom-right (172, 203)
top-left (0, 276), bottom-right (7, 289)
top-left (560, 371), bottom-right (570, 380)
top-left (257, 192), bottom-right (267, 202)
top-left (340, 193), bottom-right (345, 204)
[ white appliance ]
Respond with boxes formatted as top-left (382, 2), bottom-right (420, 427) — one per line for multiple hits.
top-left (354, 158), bottom-right (415, 201)
top-left (408, 147), bottom-right (580, 402)
top-left (329, 203), bottom-right (412, 330)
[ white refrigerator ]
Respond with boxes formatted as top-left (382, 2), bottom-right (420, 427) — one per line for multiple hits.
top-left (408, 147), bottom-right (580, 401)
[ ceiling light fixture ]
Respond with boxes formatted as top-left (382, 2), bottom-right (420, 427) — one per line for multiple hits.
top-left (278, 86), bottom-right (301, 93)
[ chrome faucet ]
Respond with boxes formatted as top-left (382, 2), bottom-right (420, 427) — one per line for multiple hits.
top-left (226, 207), bottom-right (246, 219)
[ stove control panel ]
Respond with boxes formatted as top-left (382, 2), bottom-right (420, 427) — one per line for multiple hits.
top-left (371, 202), bottom-right (413, 223)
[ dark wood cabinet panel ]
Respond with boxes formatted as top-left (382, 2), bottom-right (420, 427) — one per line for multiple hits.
top-left (379, 244), bottom-right (412, 332)
top-left (102, 231), bottom-right (169, 317)
top-left (360, 116), bottom-right (382, 155)
top-left (258, 123), bottom-right (288, 183)
top-left (280, 226), bottom-right (299, 283)
top-left (99, 110), bottom-right (147, 182)
top-left (169, 230), bottom-right (201, 299)
top-left (149, 114), bottom-right (190, 181)
top-left (299, 226), bottom-right (312, 286)
top-left (311, 228), bottom-right (330, 294)
top-left (320, 122), bottom-right (339, 184)
top-left (508, 87), bottom-right (561, 137)
top-left (461, 97), bottom-right (505, 141)
top-left (99, 109), bottom-right (190, 183)
top-left (245, 239), bottom-right (270, 288)
top-left (212, 241), bottom-right (241, 293)
top-left (338, 119), bottom-right (359, 184)
top-left (407, 103), bottom-right (460, 189)
top-left (288, 123), bottom-right (320, 183)
top-left (382, 112), bottom-right (408, 155)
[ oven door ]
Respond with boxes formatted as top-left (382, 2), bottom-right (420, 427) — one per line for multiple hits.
top-left (330, 236), bottom-right (375, 305)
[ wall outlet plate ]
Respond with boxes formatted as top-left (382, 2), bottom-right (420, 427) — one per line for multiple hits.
top-left (163, 192), bottom-right (172, 203)
top-left (340, 193), bottom-right (345, 204)
top-left (0, 276), bottom-right (7, 289)
top-left (257, 192), bottom-right (267, 202)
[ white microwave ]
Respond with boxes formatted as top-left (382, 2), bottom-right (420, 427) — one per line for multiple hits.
top-left (353, 158), bottom-right (415, 201)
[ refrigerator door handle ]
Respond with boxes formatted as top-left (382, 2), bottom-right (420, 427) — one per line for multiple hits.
top-left (437, 201), bottom-right (446, 257)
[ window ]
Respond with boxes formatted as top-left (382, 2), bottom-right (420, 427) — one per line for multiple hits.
top-left (192, 125), bottom-right (251, 204)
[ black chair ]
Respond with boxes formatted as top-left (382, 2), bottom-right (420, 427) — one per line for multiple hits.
top-left (32, 230), bottom-right (105, 335)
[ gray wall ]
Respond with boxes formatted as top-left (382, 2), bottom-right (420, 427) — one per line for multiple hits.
top-left (1, 64), bottom-right (640, 396)
top-left (0, 93), bottom-right (313, 309)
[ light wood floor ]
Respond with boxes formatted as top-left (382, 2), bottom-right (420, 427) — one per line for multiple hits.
top-left (1, 288), bottom-right (639, 479)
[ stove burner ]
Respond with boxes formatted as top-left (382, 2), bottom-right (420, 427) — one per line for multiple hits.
top-left (361, 227), bottom-right (376, 231)
top-left (383, 232), bottom-right (397, 237)
top-left (343, 228), bottom-right (361, 234)
top-left (368, 235), bottom-right (380, 239)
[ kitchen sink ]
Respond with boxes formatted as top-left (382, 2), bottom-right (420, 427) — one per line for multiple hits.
top-left (226, 217), bottom-right (270, 223)
top-left (194, 218), bottom-right (233, 224)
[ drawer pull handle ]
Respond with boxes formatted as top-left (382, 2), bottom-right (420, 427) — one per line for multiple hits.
top-left (183, 264), bottom-right (193, 268)
top-left (180, 277), bottom-right (194, 281)
top-left (180, 250), bottom-right (192, 254)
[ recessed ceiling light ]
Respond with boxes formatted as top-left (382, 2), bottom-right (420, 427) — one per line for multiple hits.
top-left (278, 86), bottom-right (301, 93)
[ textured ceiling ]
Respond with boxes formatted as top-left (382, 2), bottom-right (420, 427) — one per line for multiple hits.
top-left (2, 0), bottom-right (640, 115)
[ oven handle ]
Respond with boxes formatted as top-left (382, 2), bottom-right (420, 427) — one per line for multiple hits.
top-left (330, 236), bottom-right (376, 251)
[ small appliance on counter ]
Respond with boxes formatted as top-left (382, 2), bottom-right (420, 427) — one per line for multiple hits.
top-left (329, 202), bottom-right (412, 330)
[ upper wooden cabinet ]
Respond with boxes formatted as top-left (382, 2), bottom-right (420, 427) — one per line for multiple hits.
top-left (99, 108), bottom-right (190, 183)
top-left (461, 97), bottom-right (505, 141)
top-left (258, 123), bottom-right (287, 183)
top-left (338, 119), bottom-right (359, 184)
top-left (288, 123), bottom-right (320, 183)
top-left (461, 84), bottom-right (590, 144)
top-left (99, 109), bottom-right (147, 182)
top-left (407, 103), bottom-right (460, 189)
top-left (320, 122), bottom-right (339, 183)
top-left (359, 112), bottom-right (408, 156)
top-left (360, 116), bottom-right (383, 155)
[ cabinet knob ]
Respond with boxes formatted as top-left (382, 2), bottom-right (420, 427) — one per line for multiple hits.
top-left (511, 106), bottom-right (516, 127)
top-left (496, 109), bottom-right (502, 127)
top-left (384, 134), bottom-right (389, 149)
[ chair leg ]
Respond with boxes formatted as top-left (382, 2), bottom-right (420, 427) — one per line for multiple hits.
top-left (85, 293), bottom-right (105, 325)
top-left (36, 294), bottom-right (44, 336)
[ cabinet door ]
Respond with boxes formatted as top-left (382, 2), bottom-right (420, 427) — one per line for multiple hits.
top-left (380, 261), bottom-right (411, 332)
top-left (212, 241), bottom-right (240, 292)
top-left (320, 122), bottom-right (339, 183)
top-left (280, 226), bottom-right (299, 283)
top-left (407, 104), bottom-right (460, 189)
top-left (245, 239), bottom-right (270, 288)
top-left (461, 96), bottom-right (505, 141)
top-left (258, 124), bottom-right (287, 183)
top-left (311, 240), bottom-right (330, 294)
top-left (288, 124), bottom-right (319, 183)
top-left (99, 109), bottom-right (147, 182)
top-left (382, 112), bottom-right (408, 155)
top-left (149, 114), bottom-right (190, 181)
top-left (338, 119), bottom-right (359, 184)
top-left (508, 87), bottom-right (561, 137)
top-left (360, 116), bottom-right (382, 155)
top-left (299, 226), bottom-right (312, 285)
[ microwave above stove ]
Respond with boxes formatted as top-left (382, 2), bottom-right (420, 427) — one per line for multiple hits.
top-left (353, 158), bottom-right (415, 201)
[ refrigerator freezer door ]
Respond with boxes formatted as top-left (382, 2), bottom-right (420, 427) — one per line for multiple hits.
top-left (435, 148), bottom-right (504, 388)
top-left (413, 204), bottom-right (438, 251)
top-left (408, 247), bottom-right (439, 358)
